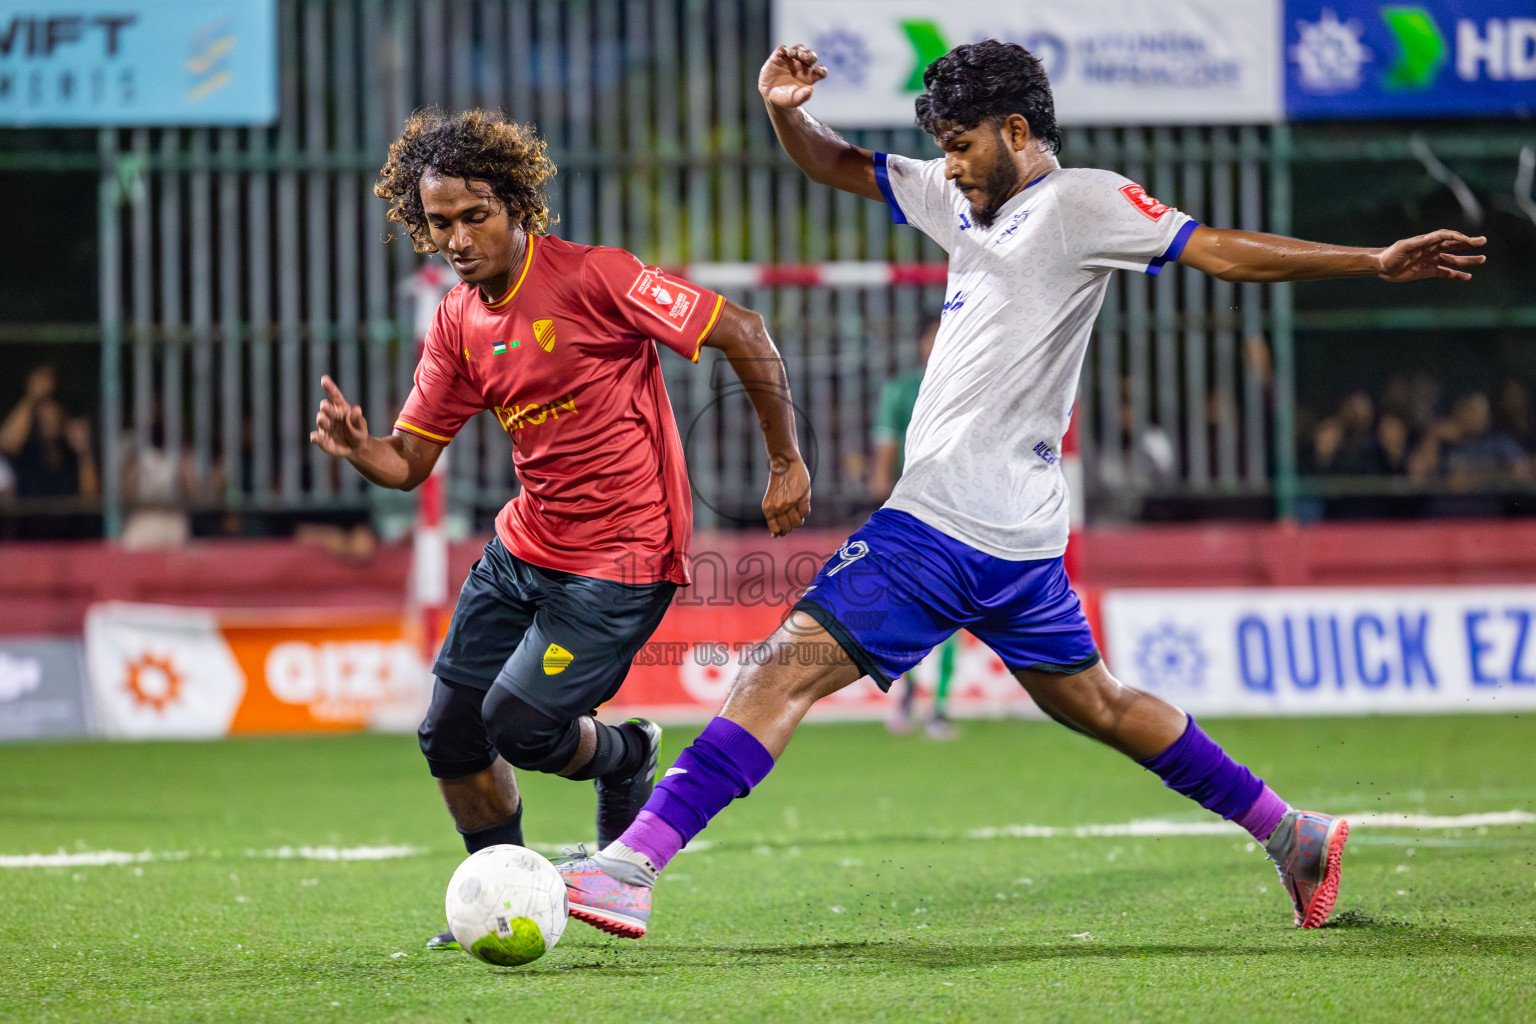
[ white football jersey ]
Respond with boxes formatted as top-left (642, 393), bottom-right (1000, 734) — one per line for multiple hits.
top-left (875, 153), bottom-right (1198, 560)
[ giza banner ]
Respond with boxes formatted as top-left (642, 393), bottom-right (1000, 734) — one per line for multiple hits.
top-left (84, 603), bottom-right (432, 739)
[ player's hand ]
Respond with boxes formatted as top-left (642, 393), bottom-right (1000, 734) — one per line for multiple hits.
top-left (1377, 229), bottom-right (1486, 282)
top-left (310, 375), bottom-right (369, 458)
top-left (759, 44), bottom-right (827, 109)
top-left (763, 452), bottom-right (811, 537)
top-left (63, 418), bottom-right (92, 456)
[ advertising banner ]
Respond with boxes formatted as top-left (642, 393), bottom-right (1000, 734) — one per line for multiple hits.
top-left (601, 600), bottom-right (1047, 724)
top-left (0, 0), bottom-right (277, 126)
top-left (1102, 586), bottom-right (1536, 716)
top-left (84, 603), bottom-right (431, 739)
top-left (771, 0), bottom-right (1283, 127)
top-left (0, 637), bottom-right (90, 741)
top-left (1285, 1), bottom-right (1536, 118)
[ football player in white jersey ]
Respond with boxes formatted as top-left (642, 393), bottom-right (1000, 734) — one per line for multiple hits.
top-left (557, 40), bottom-right (1487, 938)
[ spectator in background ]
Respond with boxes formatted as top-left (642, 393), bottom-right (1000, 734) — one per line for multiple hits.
top-left (1409, 390), bottom-right (1531, 487)
top-left (870, 317), bottom-right (956, 740)
top-left (1407, 372), bottom-right (1445, 437)
top-left (1307, 389), bottom-right (1405, 476)
top-left (119, 399), bottom-right (192, 548)
top-left (0, 365), bottom-right (99, 501)
top-left (1376, 412), bottom-right (1411, 476)
top-left (1498, 380), bottom-right (1535, 454)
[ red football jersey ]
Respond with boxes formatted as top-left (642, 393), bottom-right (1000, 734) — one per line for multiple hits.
top-left (395, 234), bottom-right (725, 585)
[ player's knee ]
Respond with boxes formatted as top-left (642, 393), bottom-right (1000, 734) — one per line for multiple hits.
top-left (480, 686), bottom-right (577, 774)
top-left (418, 678), bottom-right (497, 779)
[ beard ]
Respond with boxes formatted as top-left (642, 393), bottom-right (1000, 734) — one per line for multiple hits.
top-left (961, 154), bottom-right (1024, 229)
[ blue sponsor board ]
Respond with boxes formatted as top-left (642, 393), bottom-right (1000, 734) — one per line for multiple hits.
top-left (1105, 586), bottom-right (1536, 716)
top-left (1234, 604), bottom-right (1536, 694)
top-left (0, 0), bottom-right (277, 126)
top-left (1285, 1), bottom-right (1536, 118)
top-left (0, 637), bottom-right (90, 741)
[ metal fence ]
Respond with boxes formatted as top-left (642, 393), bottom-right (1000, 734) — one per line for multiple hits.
top-left (69, 0), bottom-right (1534, 538)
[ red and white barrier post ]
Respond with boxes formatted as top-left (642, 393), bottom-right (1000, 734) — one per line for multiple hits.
top-left (1061, 415), bottom-right (1085, 581)
top-left (412, 457), bottom-right (449, 660)
top-left (408, 260), bottom-right (457, 660)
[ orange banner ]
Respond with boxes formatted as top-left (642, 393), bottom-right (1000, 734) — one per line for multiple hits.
top-left (85, 604), bottom-right (432, 739)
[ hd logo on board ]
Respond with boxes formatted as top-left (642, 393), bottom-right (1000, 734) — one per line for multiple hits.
top-left (1285, 1), bottom-right (1536, 118)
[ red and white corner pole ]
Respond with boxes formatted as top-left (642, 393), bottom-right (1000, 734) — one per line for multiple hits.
top-left (412, 456), bottom-right (449, 660)
top-left (409, 260), bottom-right (455, 660)
top-left (1061, 415), bottom-right (1085, 581)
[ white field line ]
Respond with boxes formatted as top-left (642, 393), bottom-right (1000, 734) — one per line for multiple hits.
top-left (0, 844), bottom-right (425, 869)
top-left (258, 844), bottom-right (425, 861)
top-left (967, 809), bottom-right (1536, 841)
top-left (4, 811), bottom-right (1529, 869)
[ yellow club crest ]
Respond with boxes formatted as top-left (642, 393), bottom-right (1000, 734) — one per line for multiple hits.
top-left (542, 643), bottom-right (574, 674)
top-left (533, 318), bottom-right (557, 352)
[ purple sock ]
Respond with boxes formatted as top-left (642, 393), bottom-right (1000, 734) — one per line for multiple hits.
top-left (618, 811), bottom-right (684, 868)
top-left (615, 717), bottom-right (775, 872)
top-left (1232, 785), bottom-right (1289, 842)
top-left (1139, 717), bottom-right (1286, 839)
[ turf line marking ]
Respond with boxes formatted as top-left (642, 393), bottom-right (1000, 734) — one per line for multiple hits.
top-left (5, 811), bottom-right (1529, 868)
top-left (256, 845), bottom-right (425, 861)
top-left (0, 844), bottom-right (425, 869)
top-left (967, 809), bottom-right (1535, 841)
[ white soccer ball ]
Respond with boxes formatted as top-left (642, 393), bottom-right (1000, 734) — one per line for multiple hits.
top-left (445, 845), bottom-right (569, 966)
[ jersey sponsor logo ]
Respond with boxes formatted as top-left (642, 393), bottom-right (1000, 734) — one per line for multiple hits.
top-left (1119, 183), bottom-right (1172, 221)
top-left (958, 212), bottom-right (972, 231)
top-left (491, 393), bottom-right (578, 436)
top-left (1033, 441), bottom-right (1060, 466)
top-left (664, 766), bottom-right (688, 778)
top-left (941, 288), bottom-right (969, 315)
top-left (625, 268), bottom-right (702, 332)
top-left (542, 643), bottom-right (575, 675)
top-left (532, 318), bottom-right (557, 352)
top-left (995, 208), bottom-right (1031, 245)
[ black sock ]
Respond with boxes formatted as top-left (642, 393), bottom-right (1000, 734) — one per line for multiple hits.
top-left (564, 721), bottom-right (642, 782)
top-left (458, 806), bottom-right (523, 853)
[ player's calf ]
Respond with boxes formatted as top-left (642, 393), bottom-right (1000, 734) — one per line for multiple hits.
top-left (594, 718), bottom-right (663, 847)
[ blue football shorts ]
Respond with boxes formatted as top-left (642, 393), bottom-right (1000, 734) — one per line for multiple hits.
top-left (792, 508), bottom-right (1100, 690)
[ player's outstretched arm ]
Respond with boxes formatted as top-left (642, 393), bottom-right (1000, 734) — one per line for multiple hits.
top-left (310, 374), bottom-right (443, 491)
top-left (701, 302), bottom-right (811, 537)
top-left (760, 44), bottom-right (882, 202)
top-left (1177, 226), bottom-right (1487, 284)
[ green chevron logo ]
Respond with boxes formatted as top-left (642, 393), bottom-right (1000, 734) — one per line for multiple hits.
top-left (1380, 6), bottom-right (1446, 91)
top-left (901, 20), bottom-right (950, 92)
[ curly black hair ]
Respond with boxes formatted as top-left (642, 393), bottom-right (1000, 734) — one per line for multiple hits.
top-left (914, 40), bottom-right (1062, 154)
top-left (374, 108), bottom-right (556, 252)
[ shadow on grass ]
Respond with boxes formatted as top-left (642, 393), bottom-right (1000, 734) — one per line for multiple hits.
top-left (547, 927), bottom-right (1536, 975)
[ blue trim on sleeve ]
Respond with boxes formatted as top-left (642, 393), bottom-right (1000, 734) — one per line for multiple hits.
top-left (873, 152), bottom-right (907, 225)
top-left (1146, 220), bottom-right (1201, 276)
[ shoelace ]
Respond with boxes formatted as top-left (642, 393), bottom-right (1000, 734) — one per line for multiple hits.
top-left (552, 843), bottom-right (590, 867)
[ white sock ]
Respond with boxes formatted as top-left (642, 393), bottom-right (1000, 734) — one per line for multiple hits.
top-left (599, 841), bottom-right (658, 885)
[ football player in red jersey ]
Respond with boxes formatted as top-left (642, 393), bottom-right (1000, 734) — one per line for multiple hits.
top-left (309, 109), bottom-right (810, 950)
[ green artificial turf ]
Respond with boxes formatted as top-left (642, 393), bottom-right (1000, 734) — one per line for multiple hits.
top-left (1, 715), bottom-right (1533, 1023)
